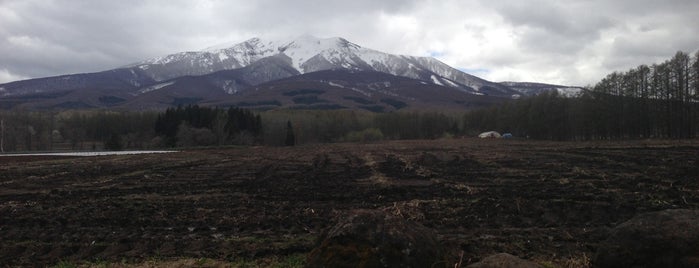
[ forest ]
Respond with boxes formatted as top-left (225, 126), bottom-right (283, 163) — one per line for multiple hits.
top-left (464, 51), bottom-right (699, 140)
top-left (0, 50), bottom-right (697, 152)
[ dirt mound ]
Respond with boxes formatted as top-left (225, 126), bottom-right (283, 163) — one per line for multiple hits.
top-left (593, 209), bottom-right (699, 268)
top-left (466, 253), bottom-right (542, 268)
top-left (305, 209), bottom-right (444, 268)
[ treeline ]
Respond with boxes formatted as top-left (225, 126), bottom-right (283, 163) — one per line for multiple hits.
top-left (0, 110), bottom-right (157, 152)
top-left (0, 106), bottom-right (266, 152)
top-left (592, 51), bottom-right (698, 139)
top-left (0, 108), bottom-right (462, 152)
top-left (261, 110), bottom-right (459, 146)
top-left (154, 105), bottom-right (262, 147)
top-left (463, 50), bottom-right (699, 140)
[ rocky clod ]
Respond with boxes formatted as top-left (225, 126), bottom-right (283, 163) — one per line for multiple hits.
top-left (305, 209), bottom-right (444, 268)
top-left (593, 209), bottom-right (699, 268)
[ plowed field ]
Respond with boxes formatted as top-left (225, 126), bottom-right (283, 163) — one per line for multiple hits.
top-left (1, 139), bottom-right (698, 267)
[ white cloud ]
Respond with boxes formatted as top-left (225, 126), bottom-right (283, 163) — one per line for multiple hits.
top-left (0, 68), bottom-right (27, 84)
top-left (0, 0), bottom-right (697, 87)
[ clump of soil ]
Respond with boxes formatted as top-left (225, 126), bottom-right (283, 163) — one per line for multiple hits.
top-left (594, 209), bottom-right (699, 268)
top-left (306, 209), bottom-right (443, 268)
top-left (465, 253), bottom-right (542, 268)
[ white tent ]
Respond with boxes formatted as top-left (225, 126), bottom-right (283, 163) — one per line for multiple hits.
top-left (478, 131), bottom-right (501, 138)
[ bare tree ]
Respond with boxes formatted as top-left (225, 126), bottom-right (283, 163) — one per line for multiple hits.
top-left (212, 110), bottom-right (228, 146)
top-left (1, 118), bottom-right (4, 153)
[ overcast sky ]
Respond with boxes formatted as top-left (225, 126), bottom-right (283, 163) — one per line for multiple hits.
top-left (1, 0), bottom-right (698, 86)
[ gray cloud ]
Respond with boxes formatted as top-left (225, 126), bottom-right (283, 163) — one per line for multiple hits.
top-left (492, 0), bottom-right (615, 56)
top-left (0, 0), bottom-right (697, 86)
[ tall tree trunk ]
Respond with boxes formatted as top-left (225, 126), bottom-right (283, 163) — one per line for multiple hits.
top-left (1, 119), bottom-right (4, 153)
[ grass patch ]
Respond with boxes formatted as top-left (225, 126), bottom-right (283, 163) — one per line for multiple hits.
top-left (62, 253), bottom-right (306, 268)
top-left (273, 254), bottom-right (306, 268)
top-left (231, 254), bottom-right (306, 268)
top-left (52, 261), bottom-right (77, 268)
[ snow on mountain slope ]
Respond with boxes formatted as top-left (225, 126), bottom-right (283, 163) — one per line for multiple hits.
top-left (0, 35), bottom-right (521, 102)
top-left (130, 35), bottom-right (517, 97)
top-left (130, 37), bottom-right (278, 81)
top-left (500, 82), bottom-right (584, 97)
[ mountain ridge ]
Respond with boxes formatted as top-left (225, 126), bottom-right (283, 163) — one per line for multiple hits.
top-left (124, 35), bottom-right (517, 97)
top-left (0, 35), bottom-right (577, 110)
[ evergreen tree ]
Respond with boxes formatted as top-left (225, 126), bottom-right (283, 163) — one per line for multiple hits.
top-left (104, 133), bottom-right (123, 151)
top-left (285, 120), bottom-right (295, 146)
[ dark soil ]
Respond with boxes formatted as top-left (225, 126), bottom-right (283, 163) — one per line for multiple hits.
top-left (1, 139), bottom-right (698, 266)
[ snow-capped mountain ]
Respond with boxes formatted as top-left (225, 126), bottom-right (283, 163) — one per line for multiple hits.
top-left (0, 35), bottom-right (569, 110)
top-left (129, 35), bottom-right (516, 97)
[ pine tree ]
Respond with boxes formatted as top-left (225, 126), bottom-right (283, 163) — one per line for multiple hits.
top-left (285, 120), bottom-right (295, 146)
top-left (104, 133), bottom-right (123, 151)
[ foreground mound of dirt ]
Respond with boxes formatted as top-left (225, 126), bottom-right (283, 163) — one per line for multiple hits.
top-left (465, 253), bottom-right (542, 268)
top-left (594, 209), bottom-right (699, 268)
top-left (306, 209), bottom-right (443, 268)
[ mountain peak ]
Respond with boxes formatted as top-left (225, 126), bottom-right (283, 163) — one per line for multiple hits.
top-left (0, 34), bottom-right (530, 109)
top-left (117, 35), bottom-right (517, 96)
top-left (203, 35), bottom-right (362, 54)
top-left (203, 37), bottom-right (263, 52)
